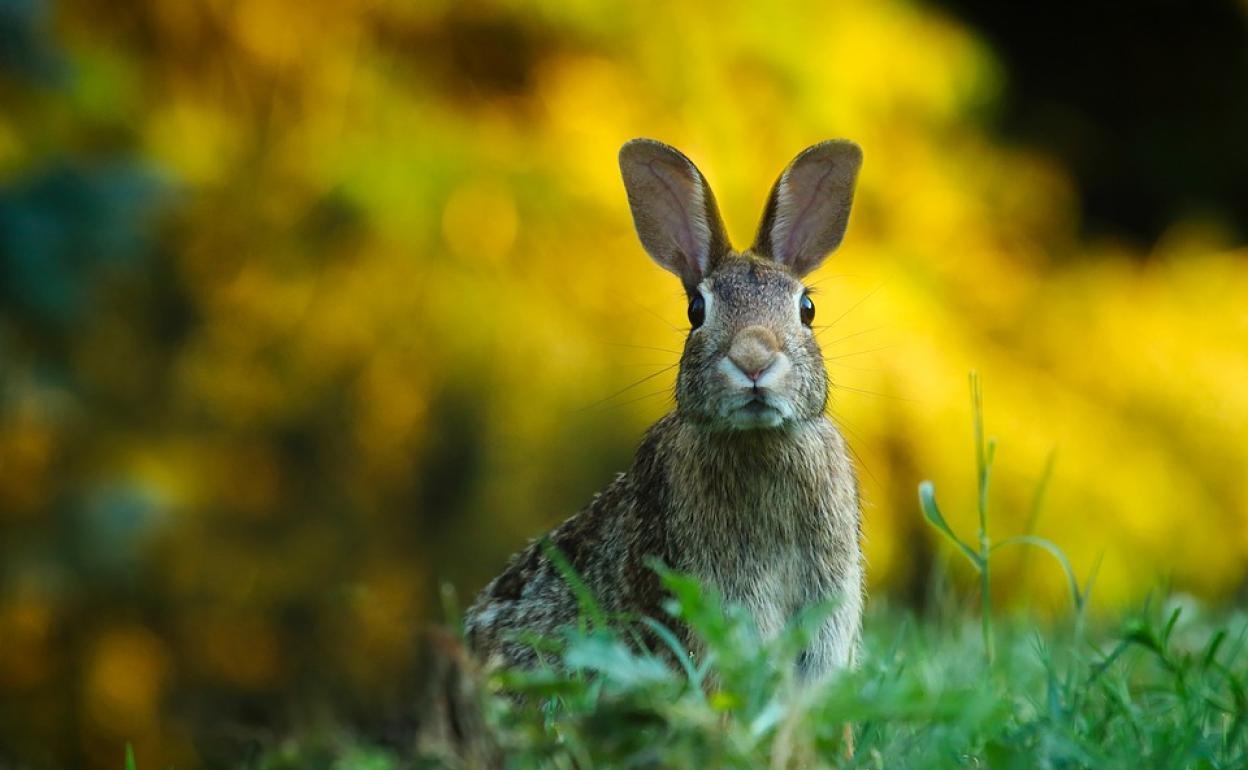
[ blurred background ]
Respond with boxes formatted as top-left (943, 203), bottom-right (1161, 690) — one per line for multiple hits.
top-left (1, 0), bottom-right (1246, 766)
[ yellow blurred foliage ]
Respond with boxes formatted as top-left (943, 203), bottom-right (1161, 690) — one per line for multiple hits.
top-left (46, 0), bottom-right (1243, 605)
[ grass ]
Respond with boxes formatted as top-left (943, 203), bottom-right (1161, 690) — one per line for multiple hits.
top-left (133, 378), bottom-right (1248, 768)
top-left (245, 594), bottom-right (1248, 770)
top-left (918, 372), bottom-right (1092, 664)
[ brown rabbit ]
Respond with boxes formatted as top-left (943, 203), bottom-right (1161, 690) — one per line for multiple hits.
top-left (465, 138), bottom-right (864, 681)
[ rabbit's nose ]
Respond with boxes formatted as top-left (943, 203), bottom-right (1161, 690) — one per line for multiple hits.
top-left (728, 326), bottom-right (780, 381)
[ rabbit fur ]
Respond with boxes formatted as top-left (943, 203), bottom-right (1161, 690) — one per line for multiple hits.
top-left (464, 138), bottom-right (865, 681)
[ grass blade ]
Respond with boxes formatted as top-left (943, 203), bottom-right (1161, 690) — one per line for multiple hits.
top-left (918, 481), bottom-right (982, 570)
top-left (992, 535), bottom-right (1084, 611)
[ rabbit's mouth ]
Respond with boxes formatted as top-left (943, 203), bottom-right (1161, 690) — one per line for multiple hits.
top-left (725, 393), bottom-right (788, 430)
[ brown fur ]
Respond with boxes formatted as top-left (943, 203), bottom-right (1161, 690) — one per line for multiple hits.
top-left (465, 139), bottom-right (865, 681)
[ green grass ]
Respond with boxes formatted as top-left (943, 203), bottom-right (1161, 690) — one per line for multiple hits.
top-left (251, 593), bottom-right (1248, 769)
top-left (147, 378), bottom-right (1248, 769)
top-left (918, 372), bottom-right (1092, 664)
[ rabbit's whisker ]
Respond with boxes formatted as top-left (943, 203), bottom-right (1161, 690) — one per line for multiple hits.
top-left (825, 361), bottom-right (880, 373)
top-left (832, 383), bottom-right (918, 403)
top-left (826, 411), bottom-right (881, 492)
top-left (575, 363), bottom-right (679, 412)
top-left (804, 272), bottom-right (858, 290)
top-left (631, 299), bottom-right (684, 333)
top-left (817, 325), bottom-right (884, 344)
top-left (824, 344), bottom-right (897, 361)
top-left (822, 284), bottom-right (884, 332)
top-left (607, 342), bottom-right (683, 356)
top-left (601, 387), bottom-right (676, 411)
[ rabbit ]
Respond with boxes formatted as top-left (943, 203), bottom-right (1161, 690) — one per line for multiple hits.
top-left (464, 138), bottom-right (864, 682)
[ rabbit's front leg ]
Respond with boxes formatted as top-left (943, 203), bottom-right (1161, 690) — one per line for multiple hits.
top-left (795, 584), bottom-right (862, 683)
top-left (796, 587), bottom-right (862, 760)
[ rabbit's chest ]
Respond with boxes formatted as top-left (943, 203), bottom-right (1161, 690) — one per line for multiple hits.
top-left (712, 547), bottom-right (810, 639)
top-left (682, 497), bottom-right (834, 639)
top-left (660, 417), bottom-right (861, 640)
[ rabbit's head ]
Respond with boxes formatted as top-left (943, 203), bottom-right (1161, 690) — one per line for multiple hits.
top-left (619, 139), bottom-right (862, 431)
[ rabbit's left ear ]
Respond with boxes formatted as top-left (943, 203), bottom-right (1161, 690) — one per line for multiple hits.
top-left (752, 140), bottom-right (862, 277)
top-left (619, 139), bottom-right (731, 290)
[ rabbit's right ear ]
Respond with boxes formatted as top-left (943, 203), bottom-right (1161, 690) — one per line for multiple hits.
top-left (619, 139), bottom-right (731, 290)
top-left (752, 140), bottom-right (862, 277)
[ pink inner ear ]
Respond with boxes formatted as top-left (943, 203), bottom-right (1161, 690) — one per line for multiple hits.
top-left (640, 158), bottom-right (711, 276)
top-left (776, 162), bottom-right (839, 265)
top-left (765, 142), bottom-right (860, 276)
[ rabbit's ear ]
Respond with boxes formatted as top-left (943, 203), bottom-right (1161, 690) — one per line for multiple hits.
top-left (752, 140), bottom-right (862, 277)
top-left (619, 139), bottom-right (731, 288)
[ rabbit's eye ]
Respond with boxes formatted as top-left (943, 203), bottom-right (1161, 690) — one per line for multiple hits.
top-left (800, 293), bottom-right (815, 326)
top-left (687, 294), bottom-right (706, 329)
